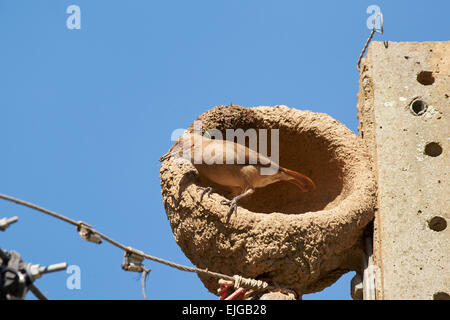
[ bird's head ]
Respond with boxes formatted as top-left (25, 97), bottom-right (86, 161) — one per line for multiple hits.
top-left (159, 131), bottom-right (204, 162)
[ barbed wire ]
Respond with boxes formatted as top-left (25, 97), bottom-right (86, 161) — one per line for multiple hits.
top-left (0, 192), bottom-right (284, 299)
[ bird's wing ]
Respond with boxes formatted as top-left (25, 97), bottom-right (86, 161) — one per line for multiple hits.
top-left (222, 140), bottom-right (277, 168)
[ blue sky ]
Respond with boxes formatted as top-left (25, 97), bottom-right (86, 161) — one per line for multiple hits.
top-left (0, 0), bottom-right (448, 300)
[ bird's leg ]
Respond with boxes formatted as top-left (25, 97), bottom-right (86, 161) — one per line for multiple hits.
top-left (197, 186), bottom-right (214, 201)
top-left (221, 187), bottom-right (255, 222)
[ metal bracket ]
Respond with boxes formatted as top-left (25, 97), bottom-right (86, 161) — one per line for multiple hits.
top-left (77, 221), bottom-right (102, 244)
top-left (122, 247), bottom-right (147, 272)
top-left (0, 216), bottom-right (19, 231)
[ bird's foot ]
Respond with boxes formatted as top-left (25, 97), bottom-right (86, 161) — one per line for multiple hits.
top-left (198, 186), bottom-right (214, 202)
top-left (221, 198), bottom-right (238, 222)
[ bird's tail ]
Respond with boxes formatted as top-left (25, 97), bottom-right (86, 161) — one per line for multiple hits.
top-left (280, 167), bottom-right (316, 192)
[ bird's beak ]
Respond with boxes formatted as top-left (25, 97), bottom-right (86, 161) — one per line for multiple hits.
top-left (160, 132), bottom-right (193, 162)
top-left (160, 138), bottom-right (183, 162)
top-left (159, 151), bottom-right (174, 162)
top-left (159, 153), bottom-right (169, 162)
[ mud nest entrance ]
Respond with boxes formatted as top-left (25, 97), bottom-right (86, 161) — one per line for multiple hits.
top-left (160, 105), bottom-right (376, 296)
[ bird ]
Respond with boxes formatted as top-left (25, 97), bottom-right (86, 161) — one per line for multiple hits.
top-left (160, 132), bottom-right (315, 221)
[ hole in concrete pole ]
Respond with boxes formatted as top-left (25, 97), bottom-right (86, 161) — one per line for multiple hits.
top-left (428, 216), bottom-right (447, 232)
top-left (416, 71), bottom-right (435, 85)
top-left (433, 292), bottom-right (450, 300)
top-left (424, 142), bottom-right (442, 157)
top-left (410, 99), bottom-right (427, 116)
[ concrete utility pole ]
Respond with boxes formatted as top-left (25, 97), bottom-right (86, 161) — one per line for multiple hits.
top-left (357, 41), bottom-right (449, 300)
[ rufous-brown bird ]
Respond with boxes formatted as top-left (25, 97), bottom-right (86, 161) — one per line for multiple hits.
top-left (160, 132), bottom-right (315, 221)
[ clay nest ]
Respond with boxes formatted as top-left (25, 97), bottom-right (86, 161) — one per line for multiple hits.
top-left (160, 105), bottom-right (376, 295)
